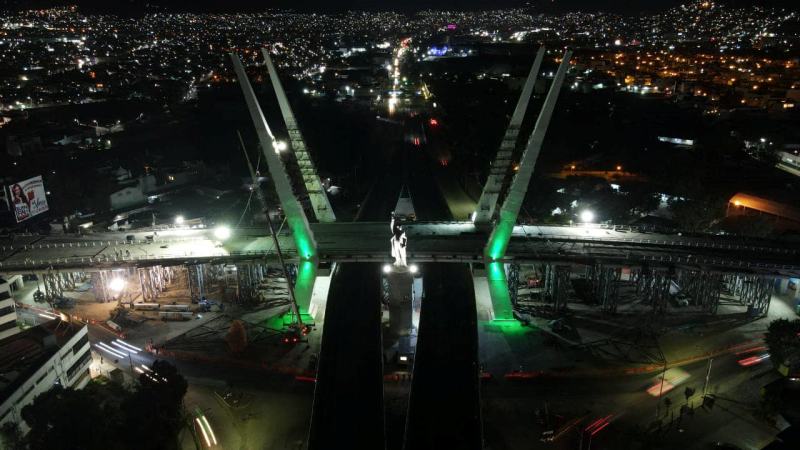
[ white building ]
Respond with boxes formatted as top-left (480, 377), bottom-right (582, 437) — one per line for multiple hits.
top-left (109, 174), bottom-right (156, 211)
top-left (777, 150), bottom-right (800, 177)
top-left (0, 320), bottom-right (92, 433)
top-left (0, 277), bottom-right (21, 341)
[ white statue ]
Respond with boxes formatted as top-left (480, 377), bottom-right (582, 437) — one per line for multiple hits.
top-left (390, 212), bottom-right (407, 267)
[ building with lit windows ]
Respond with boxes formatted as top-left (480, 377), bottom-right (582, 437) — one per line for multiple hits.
top-left (0, 277), bottom-right (20, 341)
top-left (0, 320), bottom-right (91, 433)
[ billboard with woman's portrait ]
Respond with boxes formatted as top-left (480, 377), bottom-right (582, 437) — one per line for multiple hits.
top-left (7, 176), bottom-right (49, 223)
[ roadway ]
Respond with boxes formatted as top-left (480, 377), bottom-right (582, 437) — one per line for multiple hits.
top-left (404, 263), bottom-right (483, 450)
top-left (307, 96), bottom-right (404, 449)
top-left (307, 263), bottom-right (385, 450)
top-left (402, 125), bottom-right (483, 449)
top-left (482, 345), bottom-right (781, 449)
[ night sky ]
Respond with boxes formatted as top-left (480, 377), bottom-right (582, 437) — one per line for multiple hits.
top-left (2, 0), bottom-right (798, 14)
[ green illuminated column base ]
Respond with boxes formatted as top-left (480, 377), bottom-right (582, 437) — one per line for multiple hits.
top-left (487, 261), bottom-right (515, 322)
top-left (293, 260), bottom-right (318, 322)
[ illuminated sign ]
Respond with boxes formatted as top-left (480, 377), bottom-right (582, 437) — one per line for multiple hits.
top-left (7, 175), bottom-right (49, 223)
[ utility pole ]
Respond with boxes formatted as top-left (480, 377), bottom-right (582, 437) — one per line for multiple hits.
top-left (238, 131), bottom-right (304, 329)
top-left (703, 358), bottom-right (713, 396)
top-left (656, 361), bottom-right (667, 418)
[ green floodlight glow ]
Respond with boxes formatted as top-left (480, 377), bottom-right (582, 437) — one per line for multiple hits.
top-left (287, 216), bottom-right (316, 261)
top-left (487, 260), bottom-right (514, 322)
top-left (293, 259), bottom-right (318, 317)
top-left (485, 212), bottom-right (515, 261)
top-left (482, 319), bottom-right (529, 336)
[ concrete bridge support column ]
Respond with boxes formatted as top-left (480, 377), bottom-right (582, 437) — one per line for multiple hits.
top-left (386, 268), bottom-right (414, 340)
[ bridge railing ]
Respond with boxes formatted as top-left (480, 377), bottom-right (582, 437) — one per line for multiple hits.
top-left (515, 225), bottom-right (798, 256)
top-left (0, 248), bottom-right (297, 271)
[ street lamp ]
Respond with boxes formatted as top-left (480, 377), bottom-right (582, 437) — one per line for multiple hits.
top-left (272, 140), bottom-right (288, 153)
top-left (108, 277), bottom-right (125, 293)
top-left (409, 264), bottom-right (419, 274)
top-left (580, 210), bottom-right (595, 223)
top-left (214, 225), bottom-right (231, 241)
top-left (383, 264), bottom-right (392, 274)
top-left (174, 215), bottom-right (184, 225)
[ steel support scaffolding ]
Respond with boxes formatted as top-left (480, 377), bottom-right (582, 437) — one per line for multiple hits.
top-left (137, 266), bottom-right (174, 301)
top-left (507, 263), bottom-right (520, 306)
top-left (676, 269), bottom-right (722, 314)
top-left (590, 264), bottom-right (621, 313)
top-left (262, 48), bottom-right (336, 223)
top-left (635, 268), bottom-right (672, 314)
top-left (726, 274), bottom-right (773, 316)
top-left (545, 264), bottom-right (571, 311)
top-left (474, 46), bottom-right (545, 225)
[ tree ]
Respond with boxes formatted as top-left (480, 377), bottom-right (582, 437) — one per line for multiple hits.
top-left (119, 360), bottom-right (188, 450)
top-left (765, 318), bottom-right (800, 368)
top-left (22, 384), bottom-right (121, 450)
top-left (668, 196), bottom-right (726, 232)
top-left (719, 215), bottom-right (775, 238)
top-left (19, 361), bottom-right (188, 450)
top-left (0, 422), bottom-right (26, 450)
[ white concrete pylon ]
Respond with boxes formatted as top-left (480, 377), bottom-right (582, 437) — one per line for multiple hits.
top-left (474, 46), bottom-right (546, 225)
top-left (486, 49), bottom-right (572, 261)
top-left (262, 48), bottom-right (336, 223)
top-left (229, 53), bottom-right (318, 261)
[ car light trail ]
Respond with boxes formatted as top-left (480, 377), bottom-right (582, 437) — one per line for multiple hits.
top-left (114, 339), bottom-right (141, 353)
top-left (735, 345), bottom-right (767, 355)
top-left (195, 418), bottom-right (211, 447)
top-left (738, 353), bottom-right (770, 367)
top-left (95, 342), bottom-right (125, 359)
top-left (111, 341), bottom-right (135, 354)
top-left (647, 380), bottom-right (675, 396)
top-left (200, 415), bottom-right (218, 446)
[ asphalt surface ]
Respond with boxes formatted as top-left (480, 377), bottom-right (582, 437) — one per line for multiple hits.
top-left (405, 263), bottom-right (483, 450)
top-left (481, 345), bottom-right (781, 450)
top-left (307, 112), bottom-right (403, 449)
top-left (402, 131), bottom-right (483, 450)
top-left (307, 262), bottom-right (386, 450)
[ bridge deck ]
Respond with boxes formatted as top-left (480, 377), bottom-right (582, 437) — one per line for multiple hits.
top-left (308, 263), bottom-right (386, 450)
top-left (405, 263), bottom-right (482, 450)
top-left (1, 223), bottom-right (799, 275)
